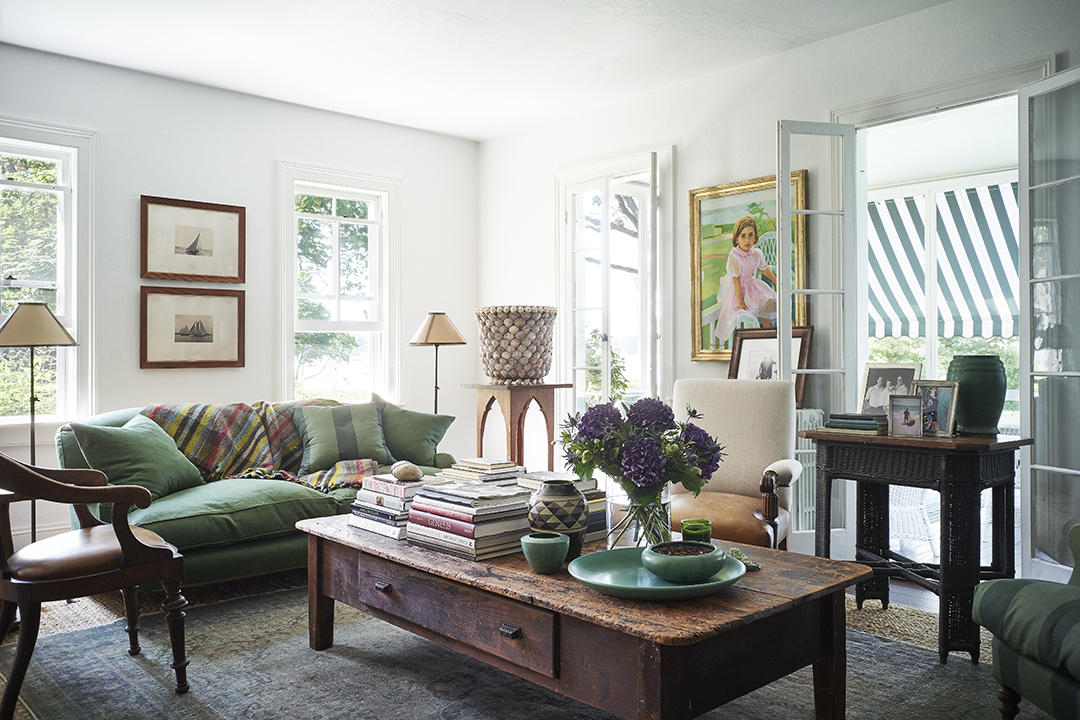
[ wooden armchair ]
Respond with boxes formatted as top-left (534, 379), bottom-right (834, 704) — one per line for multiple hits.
top-left (0, 452), bottom-right (188, 720)
top-left (670, 379), bottom-right (801, 549)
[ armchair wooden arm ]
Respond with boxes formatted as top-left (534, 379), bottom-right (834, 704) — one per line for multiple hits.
top-left (759, 458), bottom-right (804, 548)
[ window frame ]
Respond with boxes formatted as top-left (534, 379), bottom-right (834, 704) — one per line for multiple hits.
top-left (279, 162), bottom-right (400, 402)
top-left (0, 118), bottom-right (93, 433)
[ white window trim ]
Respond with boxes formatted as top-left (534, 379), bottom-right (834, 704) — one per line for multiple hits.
top-left (0, 116), bottom-right (94, 441)
top-left (555, 146), bottom-right (674, 403)
top-left (278, 162), bottom-right (400, 401)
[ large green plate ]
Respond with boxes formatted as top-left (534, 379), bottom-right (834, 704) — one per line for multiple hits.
top-left (567, 546), bottom-right (746, 600)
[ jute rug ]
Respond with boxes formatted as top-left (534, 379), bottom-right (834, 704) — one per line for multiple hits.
top-left (0, 575), bottom-right (1048, 720)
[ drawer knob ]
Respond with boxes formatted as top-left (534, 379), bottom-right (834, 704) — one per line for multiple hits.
top-left (499, 622), bottom-right (522, 640)
top-left (374, 580), bottom-right (392, 594)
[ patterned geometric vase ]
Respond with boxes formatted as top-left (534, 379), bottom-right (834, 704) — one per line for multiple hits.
top-left (528, 480), bottom-right (588, 561)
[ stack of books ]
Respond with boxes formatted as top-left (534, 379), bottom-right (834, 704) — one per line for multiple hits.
top-left (407, 480), bottom-right (532, 560)
top-left (438, 458), bottom-right (526, 484)
top-left (583, 488), bottom-right (608, 543)
top-left (819, 413), bottom-right (888, 435)
top-left (347, 473), bottom-right (447, 539)
top-left (514, 470), bottom-right (598, 494)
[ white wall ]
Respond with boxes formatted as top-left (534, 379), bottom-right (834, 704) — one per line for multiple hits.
top-left (0, 43), bottom-right (481, 546)
top-left (476, 0), bottom-right (1080, 407)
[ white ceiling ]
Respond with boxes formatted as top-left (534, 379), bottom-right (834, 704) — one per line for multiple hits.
top-left (0, 0), bottom-right (953, 141)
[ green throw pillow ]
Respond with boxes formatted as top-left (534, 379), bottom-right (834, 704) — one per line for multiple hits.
top-left (290, 402), bottom-right (393, 476)
top-left (69, 414), bottom-right (204, 500)
top-left (381, 401), bottom-right (454, 467)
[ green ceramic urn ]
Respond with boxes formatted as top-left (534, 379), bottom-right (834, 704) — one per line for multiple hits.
top-left (947, 354), bottom-right (1007, 435)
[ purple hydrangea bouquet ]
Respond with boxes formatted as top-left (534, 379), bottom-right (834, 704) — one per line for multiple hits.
top-left (559, 397), bottom-right (724, 547)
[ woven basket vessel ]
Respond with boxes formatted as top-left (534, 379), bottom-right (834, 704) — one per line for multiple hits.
top-left (475, 305), bottom-right (556, 385)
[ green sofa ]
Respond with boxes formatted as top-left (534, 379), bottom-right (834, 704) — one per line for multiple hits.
top-left (54, 398), bottom-right (455, 587)
top-left (973, 524), bottom-right (1080, 719)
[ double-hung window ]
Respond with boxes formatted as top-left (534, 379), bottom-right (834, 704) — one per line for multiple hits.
top-left (0, 134), bottom-right (81, 422)
top-left (284, 165), bottom-right (398, 402)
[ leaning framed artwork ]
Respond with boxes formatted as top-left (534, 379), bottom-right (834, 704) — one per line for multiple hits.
top-left (141, 195), bottom-right (246, 283)
top-left (912, 380), bottom-right (959, 437)
top-left (690, 170), bottom-right (807, 361)
top-left (858, 362), bottom-right (922, 416)
top-left (140, 287), bottom-right (245, 368)
top-left (728, 326), bottom-right (813, 408)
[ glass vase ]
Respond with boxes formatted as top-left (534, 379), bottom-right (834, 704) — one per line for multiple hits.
top-left (607, 483), bottom-right (671, 549)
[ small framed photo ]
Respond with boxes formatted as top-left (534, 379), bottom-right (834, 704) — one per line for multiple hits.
top-left (140, 287), bottom-right (245, 368)
top-left (859, 362), bottom-right (922, 416)
top-left (912, 380), bottom-right (959, 437)
top-left (888, 395), bottom-right (923, 437)
top-left (141, 195), bottom-right (246, 283)
top-left (728, 326), bottom-right (813, 408)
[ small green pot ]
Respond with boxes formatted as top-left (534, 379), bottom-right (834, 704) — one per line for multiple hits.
top-left (520, 532), bottom-right (570, 574)
top-left (641, 541), bottom-right (727, 584)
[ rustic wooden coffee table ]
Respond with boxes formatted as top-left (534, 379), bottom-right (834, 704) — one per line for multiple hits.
top-left (298, 515), bottom-right (871, 720)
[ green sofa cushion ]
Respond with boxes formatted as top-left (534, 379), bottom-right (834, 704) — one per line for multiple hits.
top-left (380, 401), bottom-right (454, 467)
top-left (974, 577), bottom-right (1080, 680)
top-left (127, 477), bottom-right (340, 552)
top-left (69, 414), bottom-right (204, 500)
top-left (290, 402), bottom-right (393, 475)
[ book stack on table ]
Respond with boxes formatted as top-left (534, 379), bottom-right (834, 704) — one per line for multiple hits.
top-left (515, 471), bottom-right (607, 544)
top-left (407, 480), bottom-right (532, 560)
top-left (348, 474), bottom-right (448, 540)
top-left (437, 458), bottom-right (526, 484)
top-left (818, 413), bottom-right (888, 435)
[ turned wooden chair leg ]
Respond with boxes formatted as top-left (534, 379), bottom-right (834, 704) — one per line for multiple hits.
top-left (122, 586), bottom-right (141, 656)
top-left (161, 580), bottom-right (190, 694)
top-left (996, 680), bottom-right (1021, 719)
top-left (0, 602), bottom-right (40, 720)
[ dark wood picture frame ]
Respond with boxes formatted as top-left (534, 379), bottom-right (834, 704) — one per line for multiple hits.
top-left (141, 195), bottom-right (246, 283)
top-left (140, 286), bottom-right (245, 368)
top-left (728, 326), bottom-right (813, 408)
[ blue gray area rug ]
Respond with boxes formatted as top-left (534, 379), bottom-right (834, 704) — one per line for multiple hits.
top-left (0, 587), bottom-right (1052, 719)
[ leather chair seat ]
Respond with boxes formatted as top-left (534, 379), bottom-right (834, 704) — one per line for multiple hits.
top-left (7, 526), bottom-right (175, 583)
top-left (672, 491), bottom-right (791, 548)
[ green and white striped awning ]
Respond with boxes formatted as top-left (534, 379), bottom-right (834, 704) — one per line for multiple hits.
top-left (867, 181), bottom-right (1019, 338)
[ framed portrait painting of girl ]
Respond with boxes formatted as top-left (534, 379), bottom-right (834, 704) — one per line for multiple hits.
top-left (690, 171), bottom-right (807, 361)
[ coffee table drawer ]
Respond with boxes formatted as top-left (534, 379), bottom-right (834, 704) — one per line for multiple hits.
top-left (356, 553), bottom-right (557, 677)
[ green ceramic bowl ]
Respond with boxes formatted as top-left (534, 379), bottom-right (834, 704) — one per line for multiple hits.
top-left (640, 541), bottom-right (727, 584)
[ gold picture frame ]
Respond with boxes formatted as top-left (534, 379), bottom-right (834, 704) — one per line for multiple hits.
top-left (690, 171), bottom-right (807, 361)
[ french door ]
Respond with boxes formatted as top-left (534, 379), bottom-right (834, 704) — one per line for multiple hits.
top-left (1020, 64), bottom-right (1080, 580)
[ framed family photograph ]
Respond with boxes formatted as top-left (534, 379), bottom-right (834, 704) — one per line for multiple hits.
top-left (140, 287), bottom-right (245, 368)
top-left (690, 170), bottom-right (807, 361)
top-left (728, 326), bottom-right (813, 408)
top-left (859, 362), bottom-right (922, 415)
top-left (888, 395), bottom-right (923, 437)
top-left (912, 380), bottom-right (959, 437)
top-left (141, 195), bottom-right (246, 283)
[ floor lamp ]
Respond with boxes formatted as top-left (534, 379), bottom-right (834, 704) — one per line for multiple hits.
top-left (409, 312), bottom-right (465, 414)
top-left (0, 302), bottom-right (78, 542)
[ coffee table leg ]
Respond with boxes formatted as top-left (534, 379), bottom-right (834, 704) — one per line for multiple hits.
top-left (811, 592), bottom-right (846, 720)
top-left (307, 535), bottom-right (335, 650)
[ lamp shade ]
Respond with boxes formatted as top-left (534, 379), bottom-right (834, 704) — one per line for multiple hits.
top-left (0, 302), bottom-right (77, 347)
top-left (409, 312), bottom-right (465, 346)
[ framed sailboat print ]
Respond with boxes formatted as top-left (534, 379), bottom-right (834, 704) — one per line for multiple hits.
top-left (141, 195), bottom-right (246, 283)
top-left (140, 286), bottom-right (245, 368)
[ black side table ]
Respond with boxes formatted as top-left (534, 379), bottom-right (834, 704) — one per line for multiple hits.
top-left (801, 430), bottom-right (1032, 664)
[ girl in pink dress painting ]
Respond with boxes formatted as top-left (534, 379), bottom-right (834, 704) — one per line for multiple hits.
top-left (714, 216), bottom-right (778, 345)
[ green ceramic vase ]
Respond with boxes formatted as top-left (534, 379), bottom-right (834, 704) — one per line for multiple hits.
top-left (528, 480), bottom-right (588, 560)
top-left (947, 354), bottom-right (1007, 435)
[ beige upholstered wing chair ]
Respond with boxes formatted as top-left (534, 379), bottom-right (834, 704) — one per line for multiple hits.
top-left (670, 379), bottom-right (802, 549)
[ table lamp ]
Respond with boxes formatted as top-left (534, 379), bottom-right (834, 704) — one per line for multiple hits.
top-left (409, 312), bottom-right (465, 413)
top-left (0, 302), bottom-right (77, 542)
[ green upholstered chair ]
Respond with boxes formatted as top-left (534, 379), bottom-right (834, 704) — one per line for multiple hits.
top-left (973, 524), bottom-right (1080, 719)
